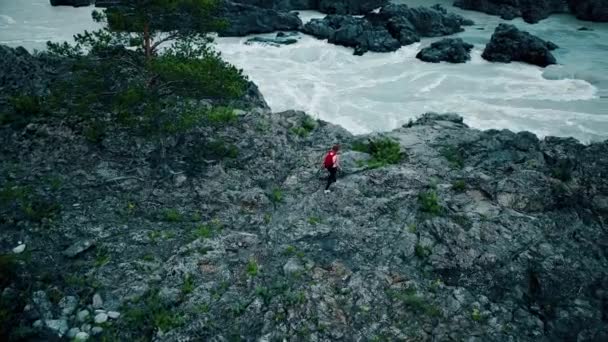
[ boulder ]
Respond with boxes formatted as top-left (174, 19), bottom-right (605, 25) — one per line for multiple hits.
top-left (416, 38), bottom-right (474, 63)
top-left (218, 1), bottom-right (302, 36)
top-left (482, 24), bottom-right (558, 67)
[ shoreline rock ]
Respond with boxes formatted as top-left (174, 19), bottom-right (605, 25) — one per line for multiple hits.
top-left (416, 38), bottom-right (474, 63)
top-left (302, 4), bottom-right (474, 55)
top-left (482, 23), bottom-right (558, 67)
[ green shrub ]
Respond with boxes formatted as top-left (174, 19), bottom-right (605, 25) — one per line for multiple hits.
top-left (123, 290), bottom-right (184, 336)
top-left (206, 140), bottom-right (238, 159)
top-left (290, 115), bottom-right (317, 137)
top-left (4, 95), bottom-right (45, 127)
top-left (193, 224), bottom-right (213, 239)
top-left (440, 146), bottom-right (464, 169)
top-left (452, 180), bottom-right (466, 193)
top-left (162, 208), bottom-right (182, 222)
top-left (471, 308), bottom-right (482, 321)
top-left (418, 190), bottom-right (441, 215)
top-left (0, 184), bottom-right (60, 224)
top-left (550, 160), bottom-right (573, 182)
top-left (353, 137), bottom-right (404, 168)
top-left (269, 187), bottom-right (283, 204)
top-left (83, 121), bottom-right (107, 143)
top-left (452, 215), bottom-right (472, 230)
top-left (246, 259), bottom-right (259, 277)
top-left (0, 254), bottom-right (18, 288)
top-left (302, 116), bottom-right (317, 132)
top-left (307, 216), bottom-right (321, 225)
top-left (181, 274), bottom-right (194, 295)
top-left (414, 243), bottom-right (432, 259)
top-left (207, 106), bottom-right (237, 125)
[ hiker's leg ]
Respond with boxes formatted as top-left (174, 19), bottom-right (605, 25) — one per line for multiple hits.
top-left (326, 168), bottom-right (337, 190)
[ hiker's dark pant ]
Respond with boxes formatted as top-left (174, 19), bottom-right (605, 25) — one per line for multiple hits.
top-left (325, 167), bottom-right (337, 190)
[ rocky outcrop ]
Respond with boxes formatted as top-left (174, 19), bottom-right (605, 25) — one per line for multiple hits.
top-left (416, 38), bottom-right (474, 63)
top-left (2, 45), bottom-right (607, 342)
top-left (454, 0), bottom-right (608, 23)
top-left (302, 4), bottom-right (474, 54)
top-left (218, 1), bottom-right (302, 36)
top-left (0, 46), bottom-right (62, 100)
top-left (482, 23), bottom-right (558, 67)
top-left (50, 0), bottom-right (92, 6)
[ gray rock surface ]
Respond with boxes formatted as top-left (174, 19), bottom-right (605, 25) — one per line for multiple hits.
top-left (1, 46), bottom-right (607, 342)
top-left (63, 240), bottom-right (95, 258)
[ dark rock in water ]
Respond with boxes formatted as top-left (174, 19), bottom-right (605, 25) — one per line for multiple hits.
top-left (303, 15), bottom-right (401, 54)
top-left (303, 4), bottom-right (473, 54)
top-left (569, 0), bottom-right (608, 22)
top-left (453, 0), bottom-right (569, 23)
top-left (482, 23), bottom-right (558, 67)
top-left (245, 33), bottom-right (300, 46)
top-left (416, 38), bottom-right (474, 63)
top-left (317, 0), bottom-right (388, 15)
top-left (577, 26), bottom-right (594, 31)
top-left (49, 0), bottom-right (92, 6)
top-left (218, 1), bottom-right (302, 36)
top-left (454, 0), bottom-right (608, 23)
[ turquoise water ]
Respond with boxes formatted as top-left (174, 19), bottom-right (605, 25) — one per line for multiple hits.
top-left (1, 0), bottom-right (607, 142)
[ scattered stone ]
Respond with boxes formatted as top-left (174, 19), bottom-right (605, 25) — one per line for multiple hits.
top-left (94, 313), bottom-right (108, 324)
top-left (107, 311), bottom-right (121, 319)
top-left (32, 291), bottom-right (53, 320)
top-left (77, 309), bottom-right (90, 322)
top-left (63, 240), bottom-right (95, 258)
top-left (416, 38), bottom-right (474, 63)
top-left (81, 323), bottom-right (92, 333)
top-left (44, 319), bottom-right (69, 337)
top-left (67, 327), bottom-right (81, 339)
top-left (92, 293), bottom-right (103, 309)
top-left (283, 258), bottom-right (304, 276)
top-left (33, 320), bottom-right (43, 329)
top-left (12, 243), bottom-right (26, 254)
top-left (91, 326), bottom-right (104, 336)
top-left (482, 23), bottom-right (558, 67)
top-left (74, 331), bottom-right (90, 341)
top-left (59, 296), bottom-right (79, 316)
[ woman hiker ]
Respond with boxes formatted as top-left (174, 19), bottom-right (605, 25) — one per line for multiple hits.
top-left (322, 144), bottom-right (341, 193)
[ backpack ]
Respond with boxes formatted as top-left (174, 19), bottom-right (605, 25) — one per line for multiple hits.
top-left (323, 151), bottom-right (335, 169)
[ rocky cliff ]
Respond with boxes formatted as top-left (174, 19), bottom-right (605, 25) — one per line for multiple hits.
top-left (1, 45), bottom-right (607, 341)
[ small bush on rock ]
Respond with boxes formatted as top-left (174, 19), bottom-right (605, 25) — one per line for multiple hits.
top-left (452, 180), bottom-right (466, 192)
top-left (440, 146), bottom-right (464, 169)
top-left (352, 137), bottom-right (404, 168)
top-left (418, 190), bottom-right (441, 215)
